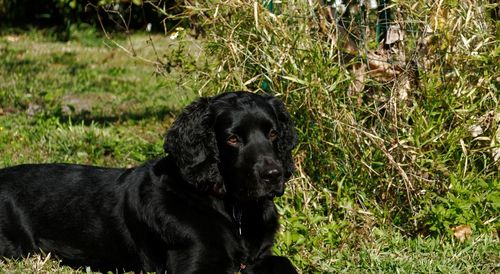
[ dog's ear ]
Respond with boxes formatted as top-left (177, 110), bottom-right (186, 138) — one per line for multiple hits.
top-left (164, 98), bottom-right (225, 194)
top-left (267, 96), bottom-right (298, 180)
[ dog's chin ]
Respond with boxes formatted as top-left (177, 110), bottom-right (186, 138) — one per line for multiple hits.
top-left (226, 176), bottom-right (285, 201)
top-left (244, 187), bottom-right (285, 201)
top-left (269, 188), bottom-right (285, 198)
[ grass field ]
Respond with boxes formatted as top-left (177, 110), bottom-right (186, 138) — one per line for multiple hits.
top-left (0, 24), bottom-right (498, 273)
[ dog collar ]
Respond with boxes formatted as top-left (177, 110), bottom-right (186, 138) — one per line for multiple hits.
top-left (232, 205), bottom-right (243, 236)
top-left (231, 205), bottom-right (247, 273)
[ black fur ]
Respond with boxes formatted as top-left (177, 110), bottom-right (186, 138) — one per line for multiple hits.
top-left (0, 91), bottom-right (298, 273)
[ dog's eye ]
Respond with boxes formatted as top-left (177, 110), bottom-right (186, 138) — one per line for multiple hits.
top-left (227, 135), bottom-right (240, 145)
top-left (268, 130), bottom-right (279, 141)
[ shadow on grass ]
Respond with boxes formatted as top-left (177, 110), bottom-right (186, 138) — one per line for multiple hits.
top-left (53, 106), bottom-right (177, 126)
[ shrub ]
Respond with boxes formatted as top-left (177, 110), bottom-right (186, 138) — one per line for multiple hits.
top-left (168, 0), bottom-right (499, 237)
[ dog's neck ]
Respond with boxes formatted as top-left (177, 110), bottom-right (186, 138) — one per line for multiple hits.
top-left (225, 197), bottom-right (278, 232)
top-left (224, 197), bottom-right (280, 262)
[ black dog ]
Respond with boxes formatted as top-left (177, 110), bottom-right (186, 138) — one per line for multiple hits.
top-left (0, 91), bottom-right (299, 273)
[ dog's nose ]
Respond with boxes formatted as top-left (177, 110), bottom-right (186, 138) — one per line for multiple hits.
top-left (262, 169), bottom-right (281, 182)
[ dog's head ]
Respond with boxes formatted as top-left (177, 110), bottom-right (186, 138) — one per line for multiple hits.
top-left (164, 92), bottom-right (298, 200)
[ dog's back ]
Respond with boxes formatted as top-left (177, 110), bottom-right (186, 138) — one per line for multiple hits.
top-left (0, 163), bottom-right (125, 189)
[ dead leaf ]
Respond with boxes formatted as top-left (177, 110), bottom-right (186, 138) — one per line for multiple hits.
top-left (366, 51), bottom-right (403, 82)
top-left (451, 225), bottom-right (472, 242)
top-left (386, 24), bottom-right (404, 45)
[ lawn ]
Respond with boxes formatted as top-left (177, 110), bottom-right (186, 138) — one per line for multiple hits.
top-left (0, 26), bottom-right (196, 167)
top-left (0, 26), bottom-right (498, 273)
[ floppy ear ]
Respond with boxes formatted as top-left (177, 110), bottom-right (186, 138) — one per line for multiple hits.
top-left (164, 98), bottom-right (225, 194)
top-left (267, 96), bottom-right (298, 180)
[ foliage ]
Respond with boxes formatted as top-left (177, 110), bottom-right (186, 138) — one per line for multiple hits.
top-left (0, 0), bottom-right (168, 40)
top-left (174, 0), bottom-right (499, 237)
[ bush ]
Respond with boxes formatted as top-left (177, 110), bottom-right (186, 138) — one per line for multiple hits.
top-left (167, 0), bottom-right (499, 238)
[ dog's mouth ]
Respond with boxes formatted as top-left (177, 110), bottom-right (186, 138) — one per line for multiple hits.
top-left (228, 182), bottom-right (284, 201)
top-left (269, 186), bottom-right (285, 198)
top-left (242, 179), bottom-right (285, 200)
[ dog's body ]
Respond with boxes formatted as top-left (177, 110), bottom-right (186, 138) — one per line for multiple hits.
top-left (0, 160), bottom-right (245, 273)
top-left (0, 92), bottom-right (298, 273)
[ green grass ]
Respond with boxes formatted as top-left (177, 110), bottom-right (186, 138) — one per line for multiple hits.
top-left (0, 27), bottom-right (197, 166)
top-left (1, 233), bottom-right (498, 274)
top-left (0, 17), bottom-right (499, 274)
top-left (334, 232), bottom-right (498, 273)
